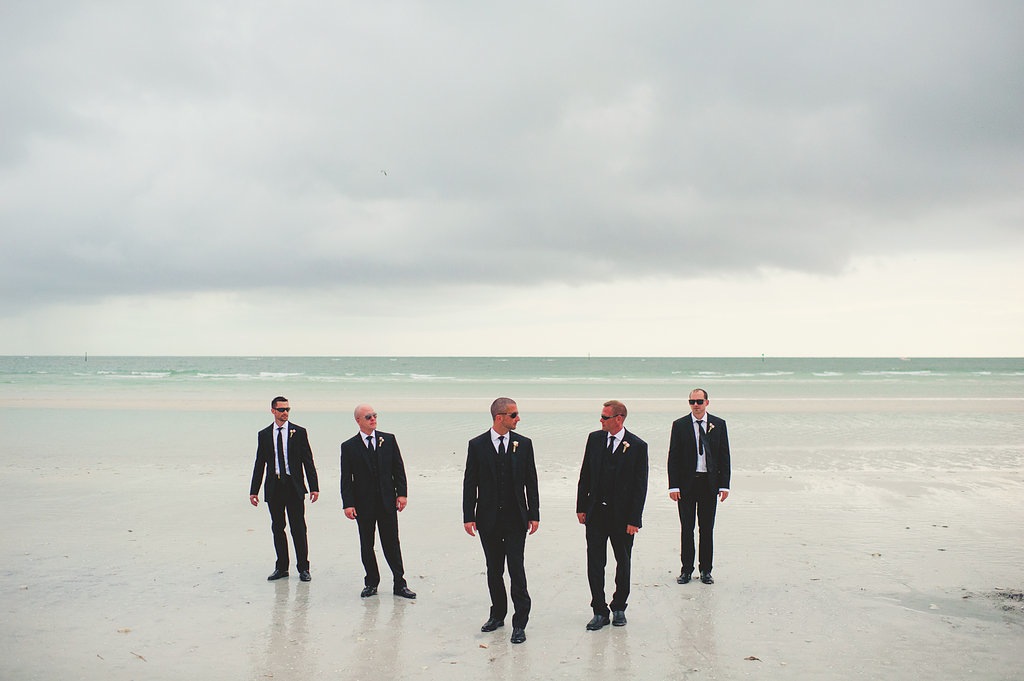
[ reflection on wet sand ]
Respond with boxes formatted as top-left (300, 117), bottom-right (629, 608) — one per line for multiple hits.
top-left (251, 581), bottom-right (314, 679)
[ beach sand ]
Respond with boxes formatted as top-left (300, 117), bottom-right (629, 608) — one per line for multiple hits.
top-left (2, 400), bottom-right (1022, 680)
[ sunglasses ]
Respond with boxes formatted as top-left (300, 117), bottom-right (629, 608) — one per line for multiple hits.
top-left (600, 414), bottom-right (621, 420)
top-left (274, 407), bottom-right (291, 413)
top-left (498, 412), bottom-right (519, 418)
top-left (688, 399), bottom-right (705, 405)
top-left (363, 413), bottom-right (378, 420)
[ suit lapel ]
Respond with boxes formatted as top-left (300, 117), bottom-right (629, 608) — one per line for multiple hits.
top-left (482, 433), bottom-right (498, 478)
top-left (593, 432), bottom-right (606, 469)
top-left (507, 434), bottom-right (518, 477)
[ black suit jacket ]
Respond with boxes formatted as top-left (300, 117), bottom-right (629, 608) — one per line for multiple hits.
top-left (340, 431), bottom-right (408, 511)
top-left (576, 429), bottom-right (649, 528)
top-left (667, 413), bottom-right (731, 494)
top-left (463, 431), bottom-right (540, 534)
top-left (250, 422), bottom-right (320, 501)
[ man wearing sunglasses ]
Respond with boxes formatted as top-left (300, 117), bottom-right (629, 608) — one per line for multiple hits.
top-left (340, 404), bottom-right (416, 600)
top-left (667, 388), bottom-right (731, 585)
top-left (576, 400), bottom-right (649, 630)
top-left (249, 396), bottom-right (320, 582)
top-left (463, 398), bottom-right (540, 645)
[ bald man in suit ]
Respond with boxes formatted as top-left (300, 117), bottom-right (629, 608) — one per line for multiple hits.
top-left (340, 404), bottom-right (416, 599)
top-left (463, 397), bottom-right (539, 645)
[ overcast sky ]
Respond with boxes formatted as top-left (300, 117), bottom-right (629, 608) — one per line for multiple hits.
top-left (2, 1), bottom-right (1022, 356)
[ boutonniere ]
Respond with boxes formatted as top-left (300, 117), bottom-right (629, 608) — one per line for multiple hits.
top-left (512, 441), bottom-right (519, 453)
top-left (378, 436), bottom-right (384, 448)
top-left (622, 442), bottom-right (630, 453)
top-left (707, 423), bottom-right (715, 433)
top-left (289, 429), bottom-right (296, 438)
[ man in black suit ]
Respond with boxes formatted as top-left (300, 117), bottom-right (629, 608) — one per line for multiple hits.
top-left (576, 400), bottom-right (649, 630)
top-left (249, 396), bottom-right (320, 582)
top-left (463, 397), bottom-right (539, 645)
top-left (340, 404), bottom-right (416, 599)
top-left (667, 388), bottom-right (731, 585)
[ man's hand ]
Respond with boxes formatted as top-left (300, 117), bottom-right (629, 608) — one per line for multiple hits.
top-left (310, 491), bottom-right (319, 503)
top-left (669, 491), bottom-right (680, 502)
top-left (464, 522), bottom-right (476, 536)
top-left (576, 512), bottom-right (587, 524)
top-left (719, 490), bottom-right (729, 502)
top-left (344, 507), bottom-right (357, 520)
top-left (249, 495), bottom-right (259, 507)
top-left (396, 496), bottom-right (408, 512)
top-left (528, 521), bottom-right (539, 535)
top-left (626, 525), bottom-right (640, 535)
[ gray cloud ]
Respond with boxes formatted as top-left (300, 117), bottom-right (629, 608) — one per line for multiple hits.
top-left (3, 1), bottom-right (1022, 314)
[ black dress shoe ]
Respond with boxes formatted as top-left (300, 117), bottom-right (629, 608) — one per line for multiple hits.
top-left (393, 586), bottom-right (417, 599)
top-left (586, 614), bottom-right (610, 631)
top-left (612, 610), bottom-right (627, 627)
top-left (480, 618), bottom-right (505, 632)
top-left (360, 585), bottom-right (378, 597)
top-left (677, 572), bottom-right (692, 584)
top-left (700, 572), bottom-right (714, 584)
top-left (510, 627), bottom-right (526, 644)
top-left (299, 570), bottom-right (311, 582)
top-left (267, 569), bottom-right (289, 581)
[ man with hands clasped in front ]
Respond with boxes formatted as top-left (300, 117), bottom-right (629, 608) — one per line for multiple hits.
top-left (576, 400), bottom-right (649, 631)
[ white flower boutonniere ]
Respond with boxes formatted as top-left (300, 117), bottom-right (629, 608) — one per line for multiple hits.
top-left (512, 441), bottom-right (519, 453)
top-left (289, 429), bottom-right (296, 438)
top-left (378, 436), bottom-right (385, 448)
top-left (622, 442), bottom-right (630, 453)
top-left (707, 423), bottom-right (715, 433)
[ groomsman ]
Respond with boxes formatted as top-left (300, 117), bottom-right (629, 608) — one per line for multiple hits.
top-left (576, 400), bottom-right (649, 630)
top-left (667, 388), bottom-right (731, 585)
top-left (340, 404), bottom-right (416, 599)
top-left (463, 398), bottom-right (540, 645)
top-left (249, 396), bottom-right (320, 581)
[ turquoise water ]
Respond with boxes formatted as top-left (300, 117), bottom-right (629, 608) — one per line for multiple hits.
top-left (2, 356), bottom-right (1021, 474)
top-left (3, 356), bottom-right (1023, 398)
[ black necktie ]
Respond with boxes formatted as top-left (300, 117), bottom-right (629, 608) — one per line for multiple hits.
top-left (276, 427), bottom-right (286, 478)
top-left (607, 435), bottom-right (615, 455)
top-left (366, 434), bottom-right (375, 451)
top-left (498, 435), bottom-right (506, 456)
top-left (696, 420), bottom-right (705, 457)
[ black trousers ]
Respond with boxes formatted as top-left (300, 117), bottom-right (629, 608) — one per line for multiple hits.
top-left (478, 523), bottom-right (530, 628)
top-left (585, 504), bottom-right (635, 616)
top-left (268, 476), bottom-right (309, 571)
top-left (356, 499), bottom-right (406, 589)
top-left (677, 473), bottom-right (719, 574)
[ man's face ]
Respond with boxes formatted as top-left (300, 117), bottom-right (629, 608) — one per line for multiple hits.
top-left (356, 406), bottom-right (378, 435)
top-left (688, 391), bottom-right (708, 419)
top-left (600, 405), bottom-right (624, 433)
top-left (498, 403), bottom-right (520, 431)
top-left (272, 400), bottom-right (291, 426)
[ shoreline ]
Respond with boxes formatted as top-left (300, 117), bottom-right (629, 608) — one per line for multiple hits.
top-left (6, 395), bottom-right (1024, 413)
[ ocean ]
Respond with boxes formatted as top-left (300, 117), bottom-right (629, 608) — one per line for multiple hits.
top-left (3, 355), bottom-right (1022, 475)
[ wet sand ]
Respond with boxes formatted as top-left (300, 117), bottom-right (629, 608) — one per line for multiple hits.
top-left (3, 433), bottom-right (1022, 681)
